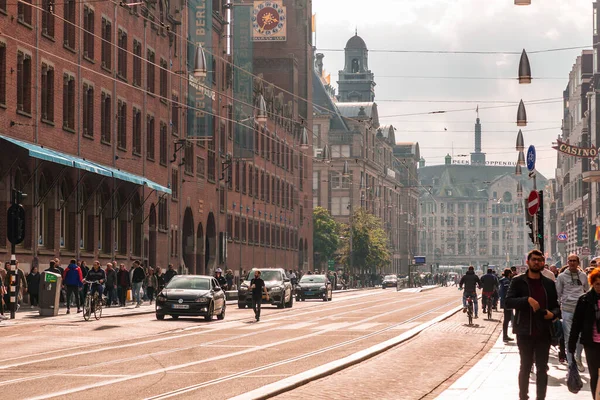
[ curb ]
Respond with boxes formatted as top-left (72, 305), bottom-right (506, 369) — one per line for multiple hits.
top-left (229, 302), bottom-right (463, 400)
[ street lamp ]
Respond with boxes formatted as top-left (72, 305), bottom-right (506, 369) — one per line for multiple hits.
top-left (518, 50), bottom-right (532, 84)
top-left (517, 100), bottom-right (527, 126)
top-left (516, 129), bottom-right (525, 151)
top-left (193, 44), bottom-right (207, 78)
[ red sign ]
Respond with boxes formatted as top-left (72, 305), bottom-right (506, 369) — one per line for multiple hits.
top-left (528, 191), bottom-right (540, 216)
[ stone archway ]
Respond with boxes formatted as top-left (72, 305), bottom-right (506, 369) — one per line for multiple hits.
top-left (196, 223), bottom-right (205, 275)
top-left (205, 212), bottom-right (217, 273)
top-left (148, 204), bottom-right (157, 268)
top-left (182, 207), bottom-right (195, 274)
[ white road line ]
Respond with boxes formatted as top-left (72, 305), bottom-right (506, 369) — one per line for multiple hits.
top-left (62, 374), bottom-right (130, 378)
top-left (348, 323), bottom-right (383, 331)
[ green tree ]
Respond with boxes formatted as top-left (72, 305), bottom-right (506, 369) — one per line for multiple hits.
top-left (312, 206), bottom-right (340, 268)
top-left (340, 209), bottom-right (391, 274)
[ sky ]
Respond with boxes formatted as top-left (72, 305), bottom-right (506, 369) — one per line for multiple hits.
top-left (312, 0), bottom-right (592, 179)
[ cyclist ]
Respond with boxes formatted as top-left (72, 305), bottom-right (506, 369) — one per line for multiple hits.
top-left (480, 268), bottom-right (499, 314)
top-left (85, 261), bottom-right (106, 305)
top-left (214, 268), bottom-right (227, 288)
top-left (459, 266), bottom-right (481, 319)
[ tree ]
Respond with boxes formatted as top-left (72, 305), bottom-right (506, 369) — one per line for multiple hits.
top-left (312, 206), bottom-right (340, 268)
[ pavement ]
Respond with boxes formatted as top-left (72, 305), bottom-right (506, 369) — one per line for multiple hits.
top-left (436, 331), bottom-right (595, 400)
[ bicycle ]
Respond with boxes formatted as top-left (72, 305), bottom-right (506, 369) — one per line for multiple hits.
top-left (83, 280), bottom-right (103, 321)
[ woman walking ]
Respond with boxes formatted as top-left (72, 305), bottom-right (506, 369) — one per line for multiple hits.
top-left (145, 269), bottom-right (158, 305)
top-left (26, 267), bottom-right (41, 307)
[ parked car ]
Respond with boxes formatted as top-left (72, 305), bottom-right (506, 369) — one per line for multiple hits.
top-left (155, 275), bottom-right (226, 321)
top-left (295, 274), bottom-right (332, 302)
top-left (381, 275), bottom-right (398, 289)
top-left (238, 268), bottom-right (294, 309)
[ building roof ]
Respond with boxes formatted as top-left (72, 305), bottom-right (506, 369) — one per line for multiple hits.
top-left (394, 142), bottom-right (420, 160)
top-left (346, 34), bottom-right (367, 50)
top-left (311, 70), bottom-right (349, 131)
top-left (337, 102), bottom-right (379, 127)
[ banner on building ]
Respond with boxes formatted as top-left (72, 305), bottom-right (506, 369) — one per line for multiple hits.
top-left (552, 140), bottom-right (599, 158)
top-left (187, 0), bottom-right (213, 138)
top-left (252, 1), bottom-right (287, 42)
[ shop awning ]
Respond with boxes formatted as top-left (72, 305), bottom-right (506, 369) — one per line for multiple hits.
top-left (0, 134), bottom-right (171, 194)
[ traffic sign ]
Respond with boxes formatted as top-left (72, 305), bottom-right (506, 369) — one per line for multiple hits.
top-left (527, 190), bottom-right (540, 216)
top-left (557, 232), bottom-right (568, 241)
top-left (328, 260), bottom-right (335, 271)
top-left (527, 145), bottom-right (536, 171)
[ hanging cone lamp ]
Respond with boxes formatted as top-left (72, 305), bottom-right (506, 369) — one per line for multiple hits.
top-left (516, 129), bottom-right (525, 152)
top-left (517, 181), bottom-right (523, 197)
top-left (193, 44), bottom-right (207, 78)
top-left (515, 163), bottom-right (522, 176)
top-left (517, 151), bottom-right (525, 167)
top-left (321, 144), bottom-right (331, 162)
top-left (257, 94), bottom-right (267, 123)
top-left (517, 100), bottom-right (527, 126)
top-left (515, 0), bottom-right (531, 4)
top-left (518, 49), bottom-right (532, 84)
top-left (342, 160), bottom-right (350, 177)
top-left (300, 127), bottom-right (309, 150)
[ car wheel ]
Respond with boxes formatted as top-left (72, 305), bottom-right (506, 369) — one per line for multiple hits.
top-left (278, 297), bottom-right (285, 309)
top-left (286, 293), bottom-right (294, 308)
top-left (171, 315), bottom-right (179, 320)
top-left (238, 303), bottom-right (246, 309)
top-left (205, 302), bottom-right (214, 321)
top-left (217, 302), bottom-right (226, 320)
top-left (156, 313), bottom-right (165, 320)
top-left (301, 298), bottom-right (305, 301)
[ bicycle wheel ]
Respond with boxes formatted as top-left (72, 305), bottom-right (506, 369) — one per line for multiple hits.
top-left (83, 295), bottom-right (91, 321)
top-left (93, 294), bottom-right (102, 320)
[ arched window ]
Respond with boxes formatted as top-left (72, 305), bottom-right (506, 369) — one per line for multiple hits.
top-left (59, 181), bottom-right (68, 248)
top-left (38, 175), bottom-right (49, 248)
top-left (351, 59), bottom-right (359, 73)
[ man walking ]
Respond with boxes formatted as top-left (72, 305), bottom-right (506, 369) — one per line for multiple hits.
top-left (104, 263), bottom-right (118, 307)
top-left (499, 268), bottom-right (514, 342)
top-left (131, 261), bottom-right (146, 307)
top-left (506, 249), bottom-right (561, 400)
top-left (250, 270), bottom-right (269, 322)
top-left (62, 259), bottom-right (83, 314)
top-left (164, 264), bottom-right (177, 285)
top-left (556, 254), bottom-right (589, 371)
top-left (117, 264), bottom-right (130, 306)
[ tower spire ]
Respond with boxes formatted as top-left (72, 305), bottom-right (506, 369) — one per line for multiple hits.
top-left (355, 26), bottom-right (357, 36)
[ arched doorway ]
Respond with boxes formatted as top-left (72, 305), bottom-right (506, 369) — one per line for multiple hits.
top-left (148, 204), bottom-right (157, 268)
top-left (205, 212), bottom-right (217, 273)
top-left (182, 207), bottom-right (195, 274)
top-left (196, 223), bottom-right (205, 275)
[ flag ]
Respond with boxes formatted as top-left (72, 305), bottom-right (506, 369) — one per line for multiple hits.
top-left (312, 14), bottom-right (316, 33)
top-left (595, 226), bottom-right (600, 241)
top-left (325, 73), bottom-right (331, 85)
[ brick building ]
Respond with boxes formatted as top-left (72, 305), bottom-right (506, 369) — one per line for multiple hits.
top-left (0, 0), bottom-right (313, 276)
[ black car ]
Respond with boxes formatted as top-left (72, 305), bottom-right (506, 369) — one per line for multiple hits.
top-left (382, 275), bottom-right (398, 289)
top-left (238, 268), bottom-right (294, 309)
top-left (295, 275), bottom-right (332, 302)
top-left (155, 275), bottom-right (226, 321)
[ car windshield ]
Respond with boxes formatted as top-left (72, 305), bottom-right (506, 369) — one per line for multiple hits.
top-left (166, 277), bottom-right (211, 290)
top-left (384, 275), bottom-right (397, 280)
top-left (299, 275), bottom-right (326, 283)
top-left (247, 270), bottom-right (282, 282)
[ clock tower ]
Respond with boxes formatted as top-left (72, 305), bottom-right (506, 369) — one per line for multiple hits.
top-left (337, 32), bottom-right (376, 103)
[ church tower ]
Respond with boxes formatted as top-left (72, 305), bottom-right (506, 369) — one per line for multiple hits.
top-left (337, 32), bottom-right (376, 103)
top-left (470, 112), bottom-right (486, 165)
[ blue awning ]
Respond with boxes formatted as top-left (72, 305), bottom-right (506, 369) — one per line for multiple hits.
top-left (0, 134), bottom-right (171, 194)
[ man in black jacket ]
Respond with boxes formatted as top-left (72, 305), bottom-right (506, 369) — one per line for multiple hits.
top-left (460, 266), bottom-right (481, 318)
top-left (506, 249), bottom-right (561, 400)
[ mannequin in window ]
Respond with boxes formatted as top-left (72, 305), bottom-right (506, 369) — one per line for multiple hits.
top-left (351, 59), bottom-right (359, 73)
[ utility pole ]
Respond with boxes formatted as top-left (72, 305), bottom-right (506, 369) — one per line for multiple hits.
top-left (7, 189), bottom-right (26, 319)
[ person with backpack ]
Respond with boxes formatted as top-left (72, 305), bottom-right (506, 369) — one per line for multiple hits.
top-left (62, 259), bottom-right (83, 314)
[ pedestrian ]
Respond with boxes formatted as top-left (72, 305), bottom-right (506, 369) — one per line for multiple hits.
top-left (7, 260), bottom-right (28, 310)
top-left (117, 264), bottom-right (130, 306)
top-left (556, 254), bottom-right (589, 371)
top-left (144, 269), bottom-right (158, 305)
top-left (0, 267), bottom-right (7, 319)
top-left (250, 270), bottom-right (269, 322)
top-left (498, 268), bottom-right (514, 342)
top-left (131, 261), bottom-right (146, 307)
top-left (225, 269), bottom-right (234, 290)
top-left (155, 266), bottom-right (165, 293)
top-left (104, 263), bottom-right (118, 307)
top-left (61, 259), bottom-right (83, 314)
top-left (26, 266), bottom-right (40, 307)
top-left (542, 264), bottom-right (556, 282)
top-left (506, 249), bottom-right (561, 400)
top-left (568, 267), bottom-right (600, 400)
top-left (164, 264), bottom-right (177, 285)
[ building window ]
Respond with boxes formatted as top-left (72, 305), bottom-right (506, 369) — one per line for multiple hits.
top-left (147, 49), bottom-right (155, 93)
top-left (158, 198), bottom-right (167, 230)
top-left (196, 156), bottom-right (205, 178)
top-left (227, 104), bottom-right (233, 139)
top-left (117, 29), bottom-right (127, 79)
top-left (184, 143), bottom-right (194, 175)
top-left (241, 218), bottom-right (247, 243)
top-left (235, 161), bottom-right (240, 191)
top-left (117, 100), bottom-right (127, 149)
top-left (159, 122), bottom-right (167, 165)
top-left (17, 0), bottom-right (31, 25)
top-left (220, 186), bottom-right (225, 213)
top-left (17, 52), bottom-right (32, 114)
top-left (160, 58), bottom-right (167, 101)
top-left (234, 216), bottom-right (240, 241)
top-left (146, 115), bottom-right (155, 161)
top-left (171, 94), bottom-right (179, 135)
top-left (207, 147), bottom-right (216, 181)
top-left (42, 0), bottom-right (55, 38)
top-left (171, 168), bottom-right (179, 200)
top-left (40, 63), bottom-right (54, 123)
top-left (248, 164), bottom-right (254, 197)
top-left (242, 163), bottom-right (247, 193)
top-left (82, 83), bottom-right (94, 137)
top-left (227, 214), bottom-right (233, 241)
top-left (63, 0), bottom-right (76, 49)
top-left (254, 167), bottom-right (259, 198)
top-left (331, 197), bottom-right (349, 216)
top-left (132, 107), bottom-right (141, 155)
top-left (133, 40), bottom-right (142, 86)
top-left (0, 44), bottom-right (5, 106)
top-left (101, 91), bottom-right (111, 143)
top-left (101, 18), bottom-right (112, 70)
top-left (83, 7), bottom-right (94, 59)
top-left (62, 73), bottom-right (75, 129)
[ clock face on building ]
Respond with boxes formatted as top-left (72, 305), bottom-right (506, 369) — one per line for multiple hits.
top-left (252, 1), bottom-right (286, 40)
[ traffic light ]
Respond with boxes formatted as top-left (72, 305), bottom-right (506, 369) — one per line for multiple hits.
top-left (7, 189), bottom-right (26, 246)
top-left (525, 198), bottom-right (535, 244)
top-left (537, 191), bottom-right (544, 254)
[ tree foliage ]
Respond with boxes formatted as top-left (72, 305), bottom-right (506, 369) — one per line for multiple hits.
top-left (340, 209), bottom-right (391, 274)
top-left (312, 206), bottom-right (340, 266)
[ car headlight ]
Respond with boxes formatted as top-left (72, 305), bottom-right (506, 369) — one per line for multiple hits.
top-left (239, 285), bottom-right (248, 292)
top-left (270, 286), bottom-right (282, 292)
top-left (195, 297), bottom-right (210, 303)
top-left (157, 295), bottom-right (167, 302)
top-left (296, 285), bottom-right (302, 290)
top-left (320, 286), bottom-right (327, 290)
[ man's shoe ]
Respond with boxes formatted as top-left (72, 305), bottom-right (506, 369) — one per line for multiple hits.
top-left (503, 336), bottom-right (514, 342)
top-left (135, 304), bottom-right (140, 308)
top-left (77, 309), bottom-right (82, 313)
top-left (576, 358), bottom-right (585, 372)
top-left (474, 315), bottom-right (478, 319)
top-left (66, 309), bottom-right (70, 314)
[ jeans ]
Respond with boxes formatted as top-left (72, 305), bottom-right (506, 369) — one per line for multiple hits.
top-left (251, 296), bottom-right (262, 320)
top-left (562, 310), bottom-right (583, 364)
top-left (462, 292), bottom-right (478, 316)
top-left (584, 343), bottom-right (600, 400)
top-left (503, 308), bottom-right (513, 338)
top-left (106, 286), bottom-right (117, 306)
top-left (132, 282), bottom-right (143, 304)
top-left (65, 285), bottom-right (81, 310)
top-left (89, 283), bottom-right (104, 298)
top-left (517, 334), bottom-right (551, 400)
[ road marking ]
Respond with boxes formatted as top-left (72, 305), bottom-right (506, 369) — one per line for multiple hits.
top-left (390, 321), bottom-right (420, 330)
top-left (348, 323), bottom-right (383, 331)
top-left (62, 374), bottom-right (130, 378)
top-left (311, 322), bottom-right (352, 331)
top-left (239, 322), bottom-right (278, 330)
top-left (277, 322), bottom-right (317, 330)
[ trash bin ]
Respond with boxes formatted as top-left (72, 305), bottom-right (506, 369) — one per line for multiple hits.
top-left (39, 271), bottom-right (61, 316)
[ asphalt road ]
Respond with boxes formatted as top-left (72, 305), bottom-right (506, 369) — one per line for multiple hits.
top-left (0, 287), bottom-right (461, 399)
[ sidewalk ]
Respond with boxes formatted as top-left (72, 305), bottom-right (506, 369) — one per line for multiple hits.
top-left (437, 332), bottom-right (593, 400)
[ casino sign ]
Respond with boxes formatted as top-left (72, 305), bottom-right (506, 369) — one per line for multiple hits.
top-left (553, 140), bottom-right (599, 158)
